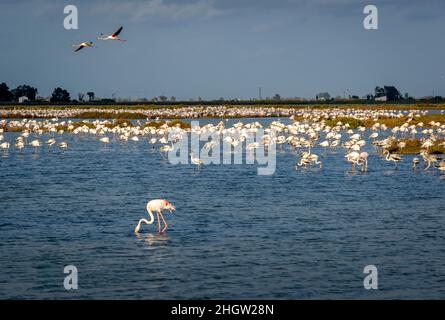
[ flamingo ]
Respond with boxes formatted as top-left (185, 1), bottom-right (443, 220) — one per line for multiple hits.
top-left (97, 26), bottom-right (126, 41)
top-left (247, 142), bottom-right (260, 150)
top-left (295, 157), bottom-right (311, 170)
top-left (358, 152), bottom-right (369, 171)
top-left (421, 150), bottom-right (441, 171)
top-left (16, 140), bottom-right (24, 151)
top-left (134, 199), bottom-right (176, 234)
top-left (436, 161), bottom-right (445, 172)
top-left (149, 138), bottom-right (157, 148)
top-left (204, 141), bottom-right (217, 151)
top-left (59, 142), bottom-right (68, 150)
top-left (345, 151), bottom-right (360, 171)
top-left (412, 157), bottom-right (420, 170)
top-left (0, 142), bottom-right (10, 151)
top-left (190, 152), bottom-right (204, 167)
top-left (73, 42), bottom-right (94, 52)
top-left (29, 139), bottom-right (41, 153)
top-left (160, 142), bottom-right (174, 155)
top-left (100, 137), bottom-right (110, 145)
top-left (383, 150), bottom-right (403, 169)
top-left (46, 139), bottom-right (56, 147)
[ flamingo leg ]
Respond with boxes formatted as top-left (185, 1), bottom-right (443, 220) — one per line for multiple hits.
top-left (156, 212), bottom-right (161, 233)
top-left (159, 211), bottom-right (169, 233)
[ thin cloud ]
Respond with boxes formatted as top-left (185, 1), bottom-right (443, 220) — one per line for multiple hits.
top-left (90, 0), bottom-right (227, 22)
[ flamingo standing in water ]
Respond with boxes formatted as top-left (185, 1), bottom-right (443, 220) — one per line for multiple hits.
top-left (383, 150), bottom-right (403, 169)
top-left (97, 26), bottom-right (126, 41)
top-left (135, 199), bottom-right (176, 234)
top-left (190, 152), bottom-right (204, 168)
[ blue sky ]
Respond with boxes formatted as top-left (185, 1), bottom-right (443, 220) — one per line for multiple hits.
top-left (1, 0), bottom-right (444, 100)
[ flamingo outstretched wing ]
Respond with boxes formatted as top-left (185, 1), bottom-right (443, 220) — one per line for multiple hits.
top-left (113, 26), bottom-right (123, 37)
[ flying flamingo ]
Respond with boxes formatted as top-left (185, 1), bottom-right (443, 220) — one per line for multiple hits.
top-left (97, 26), bottom-right (127, 41)
top-left (73, 42), bottom-right (94, 52)
top-left (135, 199), bottom-right (176, 234)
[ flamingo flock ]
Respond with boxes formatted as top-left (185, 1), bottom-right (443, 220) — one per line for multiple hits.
top-left (2, 107), bottom-right (445, 234)
top-left (0, 106), bottom-right (431, 120)
top-left (73, 26), bottom-right (126, 52)
top-left (1, 108), bottom-right (444, 174)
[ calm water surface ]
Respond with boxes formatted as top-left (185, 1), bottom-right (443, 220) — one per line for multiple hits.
top-left (1, 118), bottom-right (445, 299)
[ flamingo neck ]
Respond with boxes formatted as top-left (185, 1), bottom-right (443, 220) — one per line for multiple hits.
top-left (146, 204), bottom-right (155, 224)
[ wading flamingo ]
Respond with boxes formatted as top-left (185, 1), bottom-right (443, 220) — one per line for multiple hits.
top-left (412, 157), bottom-right (420, 170)
top-left (135, 199), bottom-right (176, 234)
top-left (383, 150), bottom-right (402, 169)
top-left (190, 152), bottom-right (204, 167)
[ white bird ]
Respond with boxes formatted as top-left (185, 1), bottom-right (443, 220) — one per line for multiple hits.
top-left (73, 42), bottom-right (94, 52)
top-left (383, 150), bottom-right (402, 168)
top-left (345, 151), bottom-right (360, 171)
top-left (97, 26), bottom-right (126, 41)
top-left (15, 141), bottom-right (24, 150)
top-left (100, 137), bottom-right (110, 145)
top-left (358, 152), bottom-right (369, 171)
top-left (412, 157), bottom-right (420, 170)
top-left (190, 152), bottom-right (204, 167)
top-left (149, 138), bottom-right (157, 146)
top-left (30, 139), bottom-right (41, 147)
top-left (247, 142), bottom-right (260, 150)
top-left (0, 142), bottom-right (10, 150)
top-left (204, 141), bottom-right (217, 150)
top-left (160, 142), bottom-right (174, 153)
top-left (135, 199), bottom-right (176, 234)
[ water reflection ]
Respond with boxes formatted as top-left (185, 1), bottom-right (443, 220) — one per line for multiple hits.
top-left (136, 232), bottom-right (171, 246)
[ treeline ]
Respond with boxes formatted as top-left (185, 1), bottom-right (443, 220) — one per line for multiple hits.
top-left (0, 82), bottom-right (75, 103)
top-left (1, 81), bottom-right (444, 106)
top-left (0, 83), bottom-right (38, 102)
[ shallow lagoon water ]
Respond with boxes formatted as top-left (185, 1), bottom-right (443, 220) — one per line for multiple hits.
top-left (1, 118), bottom-right (445, 299)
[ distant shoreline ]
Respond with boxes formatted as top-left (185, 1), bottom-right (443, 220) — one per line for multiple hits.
top-left (1, 102), bottom-right (445, 112)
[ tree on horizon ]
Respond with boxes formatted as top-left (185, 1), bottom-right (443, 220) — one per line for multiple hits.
top-left (11, 84), bottom-right (38, 101)
top-left (50, 87), bottom-right (71, 103)
top-left (0, 82), bottom-right (13, 102)
top-left (87, 92), bottom-right (95, 102)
